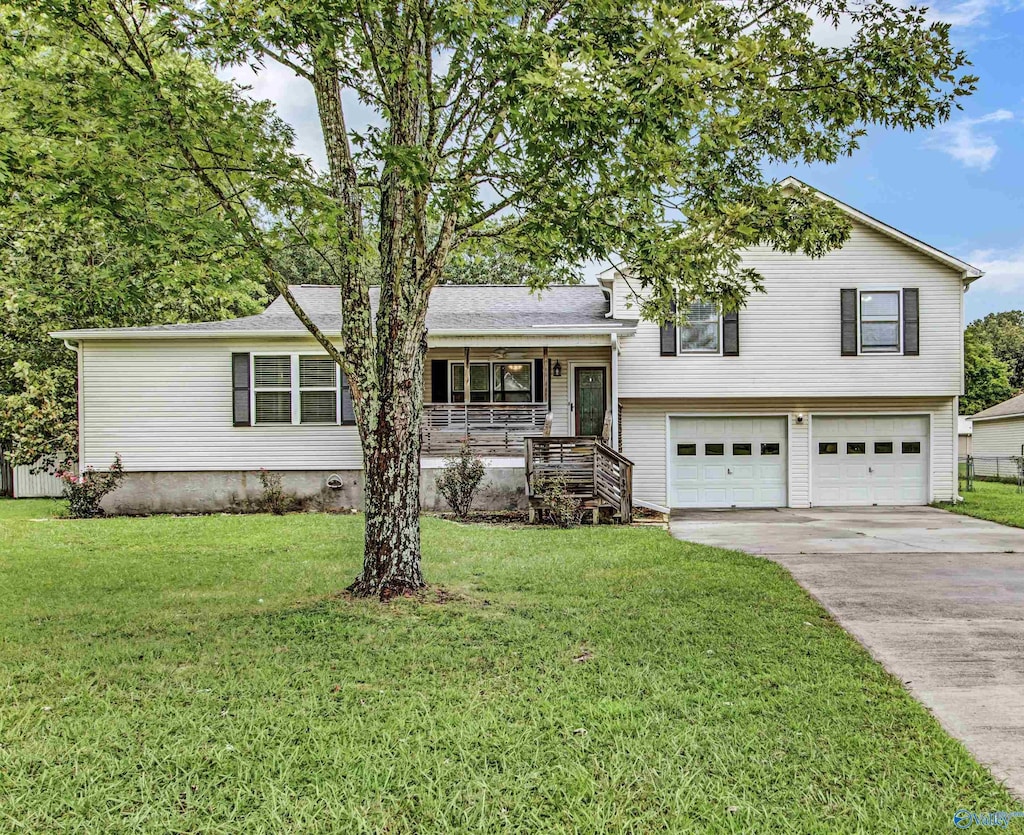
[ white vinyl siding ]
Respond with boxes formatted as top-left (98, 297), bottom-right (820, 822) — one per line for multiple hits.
top-left (620, 396), bottom-right (956, 509)
top-left (80, 339), bottom-right (363, 471)
top-left (971, 417), bottom-right (1024, 477)
top-left (613, 221), bottom-right (965, 398)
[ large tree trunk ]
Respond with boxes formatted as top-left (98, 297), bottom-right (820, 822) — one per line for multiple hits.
top-left (349, 332), bottom-right (428, 599)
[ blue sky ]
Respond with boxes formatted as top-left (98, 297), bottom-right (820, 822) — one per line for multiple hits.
top-left (228, 1), bottom-right (1024, 326)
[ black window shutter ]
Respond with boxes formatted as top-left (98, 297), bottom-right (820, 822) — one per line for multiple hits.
top-left (660, 299), bottom-right (677, 356)
top-left (341, 371), bottom-right (355, 423)
top-left (903, 288), bottom-right (919, 356)
top-left (722, 311), bottom-right (739, 356)
top-left (430, 359), bottom-right (448, 403)
top-left (840, 289), bottom-right (858, 356)
top-left (232, 353), bottom-right (251, 426)
top-left (533, 358), bottom-right (544, 402)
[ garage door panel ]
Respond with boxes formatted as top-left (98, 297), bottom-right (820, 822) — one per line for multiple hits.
top-left (669, 415), bottom-right (788, 509)
top-left (812, 414), bottom-right (928, 506)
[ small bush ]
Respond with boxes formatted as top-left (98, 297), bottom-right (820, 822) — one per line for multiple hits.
top-left (436, 443), bottom-right (485, 518)
top-left (259, 469), bottom-right (288, 515)
top-left (55, 454), bottom-right (125, 518)
top-left (536, 474), bottom-right (583, 528)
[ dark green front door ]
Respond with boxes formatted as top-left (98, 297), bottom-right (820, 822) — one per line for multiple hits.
top-left (574, 367), bottom-right (607, 437)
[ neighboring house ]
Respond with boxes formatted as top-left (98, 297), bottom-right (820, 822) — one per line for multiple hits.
top-left (51, 179), bottom-right (983, 514)
top-left (958, 416), bottom-right (973, 458)
top-left (970, 393), bottom-right (1024, 479)
top-left (0, 450), bottom-right (67, 499)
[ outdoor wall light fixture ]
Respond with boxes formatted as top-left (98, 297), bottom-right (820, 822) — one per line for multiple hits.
top-left (552, 360), bottom-right (562, 377)
top-left (795, 413), bottom-right (805, 424)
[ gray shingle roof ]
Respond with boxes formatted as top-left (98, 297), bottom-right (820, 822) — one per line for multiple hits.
top-left (52, 284), bottom-right (636, 338)
top-left (972, 392), bottom-right (1024, 421)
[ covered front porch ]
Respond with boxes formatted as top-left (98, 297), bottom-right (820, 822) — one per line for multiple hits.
top-left (421, 343), bottom-right (617, 457)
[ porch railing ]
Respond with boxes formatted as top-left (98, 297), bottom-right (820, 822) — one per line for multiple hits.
top-left (422, 402), bottom-right (548, 456)
top-left (525, 436), bottom-right (633, 523)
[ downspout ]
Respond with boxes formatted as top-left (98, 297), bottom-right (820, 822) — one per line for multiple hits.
top-left (62, 339), bottom-right (83, 469)
top-left (610, 333), bottom-right (620, 451)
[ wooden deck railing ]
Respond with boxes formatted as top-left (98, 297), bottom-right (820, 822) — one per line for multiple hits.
top-left (524, 436), bottom-right (633, 523)
top-left (421, 403), bottom-right (548, 456)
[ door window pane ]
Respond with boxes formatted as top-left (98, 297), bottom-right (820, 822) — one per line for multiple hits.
top-left (705, 443), bottom-right (724, 456)
top-left (819, 442), bottom-right (838, 455)
top-left (733, 443), bottom-right (752, 456)
top-left (761, 443), bottom-right (781, 456)
top-left (847, 442), bottom-right (866, 454)
top-left (874, 441), bottom-right (894, 454)
top-left (902, 441), bottom-right (922, 454)
top-left (677, 443), bottom-right (696, 456)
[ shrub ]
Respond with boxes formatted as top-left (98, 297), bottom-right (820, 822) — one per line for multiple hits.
top-left (536, 474), bottom-right (583, 528)
top-left (55, 454), bottom-right (125, 518)
top-left (258, 468), bottom-right (287, 515)
top-left (436, 442), bottom-right (485, 518)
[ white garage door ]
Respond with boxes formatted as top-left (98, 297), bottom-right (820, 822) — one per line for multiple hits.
top-left (669, 416), bottom-right (788, 508)
top-left (812, 415), bottom-right (929, 506)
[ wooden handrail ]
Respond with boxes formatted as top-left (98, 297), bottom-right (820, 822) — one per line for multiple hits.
top-left (525, 435), bottom-right (633, 523)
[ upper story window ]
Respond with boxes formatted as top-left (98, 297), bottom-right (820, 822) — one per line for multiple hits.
top-left (449, 361), bottom-right (534, 403)
top-left (859, 291), bottom-right (901, 353)
top-left (678, 301), bottom-right (720, 353)
top-left (253, 354), bottom-right (342, 425)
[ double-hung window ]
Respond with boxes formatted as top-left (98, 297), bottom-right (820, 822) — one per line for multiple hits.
top-left (298, 356), bottom-right (340, 423)
top-left (859, 291), bottom-right (901, 353)
top-left (252, 354), bottom-right (343, 425)
top-left (450, 363), bottom-right (490, 403)
top-left (449, 361), bottom-right (533, 403)
top-left (678, 301), bottom-right (720, 353)
top-left (253, 356), bottom-right (293, 424)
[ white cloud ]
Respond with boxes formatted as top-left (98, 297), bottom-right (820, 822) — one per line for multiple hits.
top-left (218, 61), bottom-right (327, 170)
top-left (811, 0), bottom-right (1014, 47)
top-left (925, 109), bottom-right (1014, 170)
top-left (969, 246), bottom-right (1024, 292)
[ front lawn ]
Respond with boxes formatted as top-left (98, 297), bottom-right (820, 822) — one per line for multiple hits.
top-left (939, 479), bottom-right (1024, 528)
top-left (0, 499), bottom-right (1017, 832)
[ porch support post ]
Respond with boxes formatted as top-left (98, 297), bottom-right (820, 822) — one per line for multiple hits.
top-left (610, 334), bottom-right (620, 451)
top-left (542, 346), bottom-right (549, 407)
top-left (463, 346), bottom-right (471, 441)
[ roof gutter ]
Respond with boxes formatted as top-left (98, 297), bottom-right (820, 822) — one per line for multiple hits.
top-left (50, 326), bottom-right (636, 341)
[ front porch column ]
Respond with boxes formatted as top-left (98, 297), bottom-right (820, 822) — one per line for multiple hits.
top-left (463, 346), bottom-right (471, 439)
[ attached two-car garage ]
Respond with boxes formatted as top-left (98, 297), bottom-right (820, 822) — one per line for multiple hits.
top-left (667, 413), bottom-right (930, 508)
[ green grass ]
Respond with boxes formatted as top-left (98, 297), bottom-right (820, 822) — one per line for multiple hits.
top-left (0, 498), bottom-right (1018, 833)
top-left (938, 479), bottom-right (1024, 528)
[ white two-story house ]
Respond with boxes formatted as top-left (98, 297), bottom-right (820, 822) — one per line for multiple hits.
top-left (52, 180), bottom-right (981, 515)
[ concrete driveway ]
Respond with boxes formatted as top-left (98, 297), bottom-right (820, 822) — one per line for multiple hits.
top-left (671, 506), bottom-right (1024, 798)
